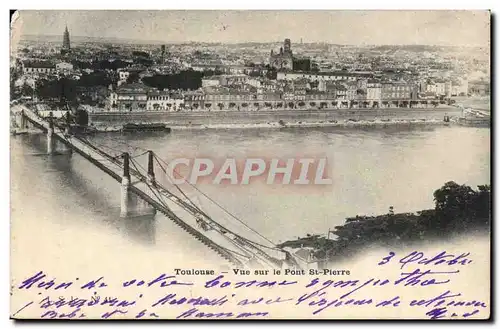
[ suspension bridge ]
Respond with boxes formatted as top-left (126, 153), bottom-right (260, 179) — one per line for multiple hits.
top-left (11, 104), bottom-right (297, 270)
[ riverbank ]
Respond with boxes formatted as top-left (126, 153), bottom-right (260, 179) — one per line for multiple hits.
top-left (89, 106), bottom-right (462, 132)
top-left (279, 182), bottom-right (491, 268)
top-left (90, 117), bottom-right (455, 133)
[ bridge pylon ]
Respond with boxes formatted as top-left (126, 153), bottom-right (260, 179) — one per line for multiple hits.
top-left (17, 110), bottom-right (28, 129)
top-left (120, 152), bottom-right (131, 218)
top-left (47, 112), bottom-right (55, 155)
top-left (65, 110), bottom-right (72, 135)
top-left (120, 152), bottom-right (157, 218)
top-left (147, 150), bottom-right (156, 187)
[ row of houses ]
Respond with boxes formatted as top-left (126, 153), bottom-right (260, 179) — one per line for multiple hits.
top-left (277, 71), bottom-right (469, 99)
top-left (109, 82), bottom-right (441, 112)
top-left (21, 61), bottom-right (74, 75)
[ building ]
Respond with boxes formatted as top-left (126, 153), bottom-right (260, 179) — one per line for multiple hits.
top-left (22, 61), bottom-right (56, 75)
top-left (383, 82), bottom-right (414, 100)
top-left (318, 80), bottom-right (337, 92)
top-left (434, 80), bottom-right (447, 97)
top-left (269, 39), bottom-right (294, 70)
top-left (201, 77), bottom-right (221, 88)
top-left (160, 45), bottom-right (166, 63)
top-left (277, 71), bottom-right (373, 82)
top-left (56, 62), bottom-right (74, 72)
top-left (366, 81), bottom-right (382, 105)
top-left (118, 70), bottom-right (130, 82)
top-left (201, 74), bottom-right (249, 88)
top-left (62, 26), bottom-right (71, 52)
top-left (469, 81), bottom-right (490, 96)
top-left (345, 82), bottom-right (358, 101)
top-left (183, 90), bottom-right (205, 110)
top-left (293, 58), bottom-right (311, 72)
top-left (147, 91), bottom-right (184, 111)
top-left (109, 83), bottom-right (152, 111)
top-left (292, 78), bottom-right (311, 92)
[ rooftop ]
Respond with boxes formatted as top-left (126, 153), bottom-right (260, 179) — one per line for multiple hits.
top-left (23, 61), bottom-right (54, 68)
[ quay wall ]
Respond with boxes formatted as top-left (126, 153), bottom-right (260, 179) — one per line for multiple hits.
top-left (89, 107), bottom-right (462, 127)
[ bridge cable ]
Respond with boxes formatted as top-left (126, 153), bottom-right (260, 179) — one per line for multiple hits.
top-left (152, 153), bottom-right (281, 251)
top-left (129, 157), bottom-right (251, 261)
top-left (74, 133), bottom-right (280, 255)
top-left (129, 158), bottom-right (174, 213)
top-left (94, 134), bottom-right (150, 154)
top-left (79, 136), bottom-right (147, 163)
top-left (153, 155), bottom-right (204, 210)
top-left (146, 156), bottom-right (269, 259)
top-left (22, 110), bottom-right (257, 263)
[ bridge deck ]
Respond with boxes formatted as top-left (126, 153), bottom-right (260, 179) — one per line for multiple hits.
top-left (15, 105), bottom-right (286, 269)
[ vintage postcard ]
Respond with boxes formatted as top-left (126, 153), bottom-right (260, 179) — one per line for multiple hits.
top-left (10, 10), bottom-right (491, 320)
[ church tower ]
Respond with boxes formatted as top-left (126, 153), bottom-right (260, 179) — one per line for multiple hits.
top-left (63, 26), bottom-right (71, 51)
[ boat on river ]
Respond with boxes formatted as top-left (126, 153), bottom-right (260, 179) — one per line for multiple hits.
top-left (121, 123), bottom-right (172, 133)
top-left (457, 107), bottom-right (490, 127)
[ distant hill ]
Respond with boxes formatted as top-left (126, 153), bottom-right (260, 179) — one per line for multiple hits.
top-left (20, 34), bottom-right (165, 45)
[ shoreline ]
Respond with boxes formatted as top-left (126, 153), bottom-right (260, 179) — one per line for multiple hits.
top-left (90, 117), bottom-right (454, 133)
top-left (87, 106), bottom-right (466, 133)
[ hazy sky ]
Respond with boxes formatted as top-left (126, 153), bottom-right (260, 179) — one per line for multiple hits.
top-left (14, 10), bottom-right (490, 46)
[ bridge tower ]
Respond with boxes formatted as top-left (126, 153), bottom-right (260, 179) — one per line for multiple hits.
top-left (120, 152), bottom-right (131, 218)
top-left (147, 150), bottom-right (156, 187)
top-left (65, 110), bottom-right (71, 135)
top-left (47, 112), bottom-right (55, 155)
top-left (17, 110), bottom-right (28, 130)
top-left (120, 152), bottom-right (157, 218)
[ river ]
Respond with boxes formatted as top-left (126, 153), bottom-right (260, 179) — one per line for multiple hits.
top-left (10, 124), bottom-right (490, 269)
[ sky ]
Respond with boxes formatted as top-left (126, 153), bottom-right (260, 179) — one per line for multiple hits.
top-left (13, 10), bottom-right (490, 47)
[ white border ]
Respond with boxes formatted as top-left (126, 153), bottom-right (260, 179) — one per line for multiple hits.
top-left (2, 1), bottom-right (498, 328)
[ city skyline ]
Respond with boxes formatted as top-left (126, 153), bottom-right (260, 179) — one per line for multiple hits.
top-left (14, 10), bottom-right (490, 47)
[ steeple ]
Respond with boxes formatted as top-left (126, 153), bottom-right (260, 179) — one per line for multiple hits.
top-left (63, 25), bottom-right (71, 50)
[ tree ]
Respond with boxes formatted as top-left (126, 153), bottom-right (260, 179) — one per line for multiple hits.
top-left (127, 72), bottom-right (140, 84)
top-left (432, 181), bottom-right (477, 230)
top-left (78, 72), bottom-right (112, 87)
top-left (75, 109), bottom-right (89, 126)
top-left (132, 51), bottom-right (150, 58)
top-left (142, 71), bottom-right (205, 91)
top-left (266, 68), bottom-right (277, 80)
top-left (36, 78), bottom-right (77, 103)
top-left (20, 84), bottom-right (34, 97)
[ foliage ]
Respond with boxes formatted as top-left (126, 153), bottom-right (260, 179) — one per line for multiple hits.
top-left (78, 72), bottom-right (112, 87)
top-left (142, 70), bottom-right (223, 90)
top-left (278, 182), bottom-right (491, 260)
top-left (126, 72), bottom-right (140, 84)
top-left (36, 78), bottom-right (77, 103)
top-left (266, 68), bottom-right (277, 80)
top-left (132, 51), bottom-right (150, 58)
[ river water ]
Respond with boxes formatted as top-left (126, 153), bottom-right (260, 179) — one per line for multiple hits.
top-left (10, 124), bottom-right (490, 269)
